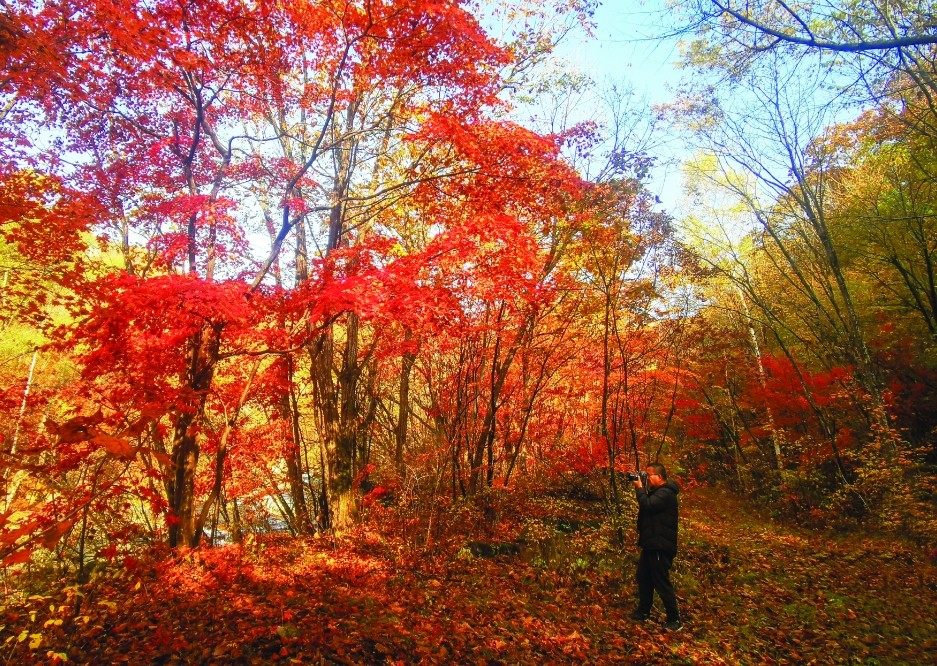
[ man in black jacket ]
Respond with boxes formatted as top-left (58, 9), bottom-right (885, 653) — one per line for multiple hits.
top-left (630, 462), bottom-right (682, 631)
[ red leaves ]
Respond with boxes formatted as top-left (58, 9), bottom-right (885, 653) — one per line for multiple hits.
top-left (63, 273), bottom-right (259, 413)
top-left (0, 170), bottom-right (100, 310)
top-left (355, 0), bottom-right (509, 109)
top-left (3, 0), bottom-right (672, 562)
top-left (1, 547), bottom-right (33, 567)
top-left (45, 411), bottom-right (105, 445)
top-left (145, 449), bottom-right (173, 468)
top-left (1, 488), bottom-right (934, 664)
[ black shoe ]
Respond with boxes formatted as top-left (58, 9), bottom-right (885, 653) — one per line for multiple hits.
top-left (629, 610), bottom-right (650, 621)
top-left (665, 619), bottom-right (683, 632)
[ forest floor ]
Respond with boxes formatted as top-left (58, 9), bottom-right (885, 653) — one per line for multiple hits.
top-left (2, 485), bottom-right (936, 665)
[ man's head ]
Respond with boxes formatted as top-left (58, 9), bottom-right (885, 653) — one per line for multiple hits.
top-left (645, 462), bottom-right (667, 488)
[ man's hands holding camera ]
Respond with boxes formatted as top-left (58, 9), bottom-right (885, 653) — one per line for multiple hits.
top-left (626, 471), bottom-right (647, 488)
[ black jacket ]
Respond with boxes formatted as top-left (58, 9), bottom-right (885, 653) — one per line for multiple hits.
top-left (636, 480), bottom-right (679, 556)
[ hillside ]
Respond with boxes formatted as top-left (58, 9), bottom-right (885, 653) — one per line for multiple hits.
top-left (2, 486), bottom-right (935, 665)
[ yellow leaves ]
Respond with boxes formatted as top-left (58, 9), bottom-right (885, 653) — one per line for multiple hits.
top-left (12, 630), bottom-right (41, 649)
top-left (275, 623), bottom-right (299, 639)
top-left (2, 511), bottom-right (33, 528)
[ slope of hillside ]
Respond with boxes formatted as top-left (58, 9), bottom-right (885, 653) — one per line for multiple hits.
top-left (2, 485), bottom-right (934, 664)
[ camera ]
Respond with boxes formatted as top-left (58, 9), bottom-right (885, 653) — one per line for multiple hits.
top-left (626, 471), bottom-right (648, 483)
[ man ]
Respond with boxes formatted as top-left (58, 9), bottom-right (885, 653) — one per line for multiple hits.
top-left (630, 461), bottom-right (682, 631)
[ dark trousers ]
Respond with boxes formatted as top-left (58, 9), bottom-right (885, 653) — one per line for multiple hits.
top-left (636, 549), bottom-right (679, 622)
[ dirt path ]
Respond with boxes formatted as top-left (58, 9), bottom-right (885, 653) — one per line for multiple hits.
top-left (675, 486), bottom-right (937, 664)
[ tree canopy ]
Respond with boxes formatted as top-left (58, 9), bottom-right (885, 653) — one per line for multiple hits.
top-left (0, 2), bottom-right (935, 662)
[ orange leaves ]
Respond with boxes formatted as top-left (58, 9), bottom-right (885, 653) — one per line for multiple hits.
top-left (1, 515), bottom-right (77, 568)
top-left (46, 411), bottom-right (139, 460)
top-left (90, 433), bottom-right (136, 460)
top-left (2, 488), bottom-right (935, 664)
top-left (37, 518), bottom-right (77, 550)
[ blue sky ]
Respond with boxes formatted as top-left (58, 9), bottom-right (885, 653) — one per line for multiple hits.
top-left (555, 0), bottom-right (691, 207)
top-left (571, 0), bottom-right (684, 104)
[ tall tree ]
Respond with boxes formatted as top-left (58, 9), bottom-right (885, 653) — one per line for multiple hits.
top-left (669, 53), bottom-right (889, 423)
top-left (688, 0), bottom-right (937, 54)
top-left (0, 0), bottom-right (586, 546)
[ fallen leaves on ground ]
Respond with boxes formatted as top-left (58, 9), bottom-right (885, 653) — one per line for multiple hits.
top-left (1, 487), bottom-right (935, 664)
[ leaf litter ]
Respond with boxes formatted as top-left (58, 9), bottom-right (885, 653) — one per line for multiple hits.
top-left (1, 486), bottom-right (934, 664)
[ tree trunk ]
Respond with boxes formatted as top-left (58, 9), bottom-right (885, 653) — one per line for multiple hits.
top-left (734, 285), bottom-right (784, 469)
top-left (311, 313), bottom-right (363, 531)
top-left (168, 326), bottom-right (219, 548)
top-left (193, 359), bottom-right (261, 545)
top-left (230, 498), bottom-right (243, 544)
top-left (395, 328), bottom-right (416, 478)
top-left (169, 418), bottom-right (200, 548)
top-left (281, 367), bottom-right (312, 534)
top-left (4, 348), bottom-right (38, 512)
